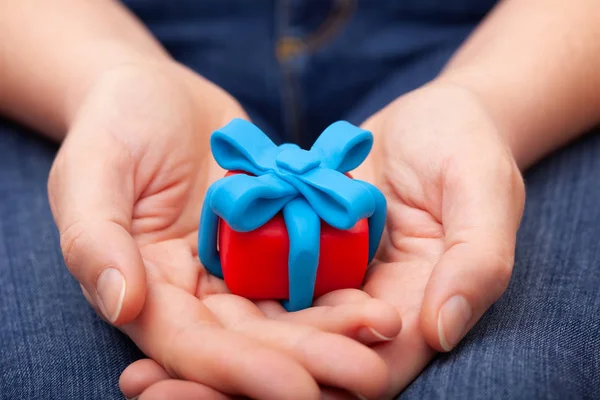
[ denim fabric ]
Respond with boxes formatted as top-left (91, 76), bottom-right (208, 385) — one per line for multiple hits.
top-left (400, 132), bottom-right (600, 399)
top-left (2, 0), bottom-right (599, 399)
top-left (123, 0), bottom-right (491, 147)
top-left (0, 125), bottom-right (145, 400)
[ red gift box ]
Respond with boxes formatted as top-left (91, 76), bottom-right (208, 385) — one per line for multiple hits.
top-left (217, 171), bottom-right (369, 300)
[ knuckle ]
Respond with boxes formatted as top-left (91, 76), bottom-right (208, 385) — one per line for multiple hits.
top-left (47, 152), bottom-right (66, 204)
top-left (495, 153), bottom-right (526, 225)
top-left (59, 220), bottom-right (88, 277)
top-left (487, 246), bottom-right (514, 292)
top-left (108, 144), bottom-right (135, 176)
top-left (163, 320), bottom-right (218, 379)
top-left (495, 151), bottom-right (517, 182)
top-left (292, 328), bottom-right (320, 361)
top-left (163, 324), bottom-right (188, 378)
top-left (512, 168), bottom-right (527, 211)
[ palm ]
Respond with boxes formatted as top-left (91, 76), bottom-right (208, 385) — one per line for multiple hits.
top-left (129, 119), bottom-right (228, 302)
top-left (77, 65), bottom-right (404, 399)
top-left (338, 83), bottom-right (525, 398)
top-left (359, 162), bottom-right (444, 394)
top-left (121, 126), bottom-right (399, 400)
top-left (114, 78), bottom-right (522, 399)
top-left (344, 126), bottom-right (445, 395)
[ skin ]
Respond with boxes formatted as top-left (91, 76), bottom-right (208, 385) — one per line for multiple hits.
top-left (2, 0), bottom-right (600, 399)
top-left (47, 45), bottom-right (402, 400)
top-left (1, 1), bottom-right (400, 399)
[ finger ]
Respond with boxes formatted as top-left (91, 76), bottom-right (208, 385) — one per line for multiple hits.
top-left (321, 387), bottom-right (362, 400)
top-left (314, 288), bottom-right (373, 306)
top-left (120, 359), bottom-right (171, 400)
top-left (204, 294), bottom-right (390, 400)
top-left (259, 293), bottom-right (401, 345)
top-left (420, 152), bottom-right (525, 352)
top-left (80, 284), bottom-right (105, 319)
top-left (49, 121), bottom-right (145, 325)
top-left (124, 283), bottom-right (319, 400)
top-left (139, 380), bottom-right (231, 400)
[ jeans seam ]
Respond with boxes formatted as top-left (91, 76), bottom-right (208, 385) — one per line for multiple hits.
top-left (275, 0), bottom-right (356, 146)
top-left (302, 0), bottom-right (356, 54)
top-left (275, 0), bottom-right (305, 146)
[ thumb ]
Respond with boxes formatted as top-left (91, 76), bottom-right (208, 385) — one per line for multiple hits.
top-left (420, 154), bottom-right (525, 352)
top-left (49, 125), bottom-right (146, 326)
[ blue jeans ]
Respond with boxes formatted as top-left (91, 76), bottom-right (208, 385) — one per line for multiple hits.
top-left (1, 1), bottom-right (599, 399)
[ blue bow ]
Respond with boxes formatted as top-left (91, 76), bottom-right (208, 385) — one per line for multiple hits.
top-left (198, 118), bottom-right (386, 311)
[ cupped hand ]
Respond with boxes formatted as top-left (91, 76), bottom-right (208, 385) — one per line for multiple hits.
top-left (316, 81), bottom-right (526, 398)
top-left (48, 61), bottom-right (401, 400)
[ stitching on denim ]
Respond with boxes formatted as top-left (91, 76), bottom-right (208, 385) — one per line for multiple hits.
top-left (275, 0), bottom-right (357, 147)
top-left (302, 0), bottom-right (356, 54)
top-left (276, 0), bottom-right (356, 60)
top-left (275, 0), bottom-right (304, 145)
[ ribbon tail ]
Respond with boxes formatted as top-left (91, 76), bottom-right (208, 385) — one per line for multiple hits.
top-left (359, 181), bottom-right (387, 263)
top-left (281, 199), bottom-right (320, 312)
top-left (198, 184), bottom-right (223, 279)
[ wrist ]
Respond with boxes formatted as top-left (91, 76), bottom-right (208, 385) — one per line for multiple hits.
top-left (62, 47), bottom-right (173, 132)
top-left (72, 57), bottom-right (246, 136)
top-left (0, 40), bottom-right (171, 141)
top-left (429, 73), bottom-right (532, 170)
top-left (0, 0), bottom-right (174, 141)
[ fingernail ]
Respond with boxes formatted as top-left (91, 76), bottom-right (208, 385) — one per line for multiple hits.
top-left (438, 295), bottom-right (472, 351)
top-left (356, 326), bottom-right (395, 343)
top-left (126, 397), bottom-right (139, 400)
top-left (353, 392), bottom-right (368, 400)
top-left (80, 285), bottom-right (95, 306)
top-left (96, 267), bottom-right (126, 323)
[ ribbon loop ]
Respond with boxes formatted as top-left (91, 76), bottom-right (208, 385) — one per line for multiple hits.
top-left (211, 118), bottom-right (279, 174)
top-left (210, 173), bottom-right (297, 232)
top-left (311, 120), bottom-right (373, 173)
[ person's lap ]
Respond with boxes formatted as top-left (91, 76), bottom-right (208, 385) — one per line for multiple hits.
top-left (0, 123), bottom-right (144, 399)
top-left (337, 29), bottom-right (600, 398)
top-left (343, 40), bottom-right (600, 398)
top-left (401, 131), bottom-right (600, 399)
top-left (3, 116), bottom-right (599, 400)
top-left (3, 88), bottom-right (600, 400)
top-left (2, 3), bottom-right (600, 399)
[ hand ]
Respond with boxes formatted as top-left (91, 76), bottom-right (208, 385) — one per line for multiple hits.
top-left (317, 81), bottom-right (525, 398)
top-left (48, 61), bottom-right (401, 400)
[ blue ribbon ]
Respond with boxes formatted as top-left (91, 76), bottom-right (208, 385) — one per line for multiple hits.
top-left (198, 118), bottom-right (386, 311)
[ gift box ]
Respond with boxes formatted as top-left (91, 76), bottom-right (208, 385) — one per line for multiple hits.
top-left (198, 118), bottom-right (386, 311)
